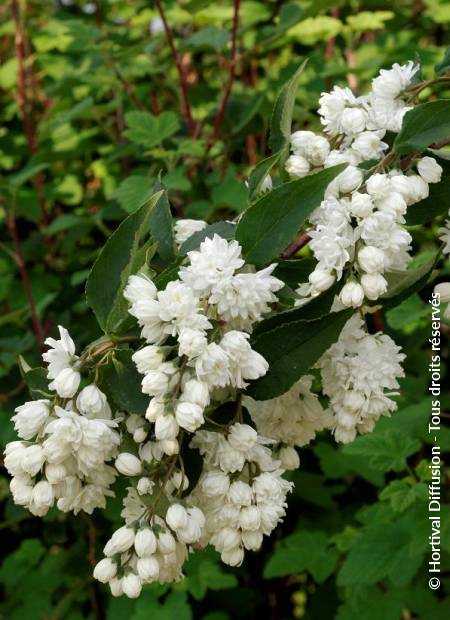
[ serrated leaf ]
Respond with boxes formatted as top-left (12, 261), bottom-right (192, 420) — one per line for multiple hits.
top-left (124, 111), bottom-right (179, 148)
top-left (183, 552), bottom-right (238, 600)
top-left (342, 429), bottom-right (420, 473)
top-left (269, 59), bottom-right (308, 155)
top-left (264, 531), bottom-right (338, 582)
top-left (236, 164), bottom-right (345, 266)
top-left (86, 192), bottom-right (161, 333)
top-left (112, 176), bottom-right (154, 214)
top-left (248, 309), bottom-right (352, 400)
top-left (379, 479), bottom-right (428, 512)
top-left (394, 100), bottom-right (450, 154)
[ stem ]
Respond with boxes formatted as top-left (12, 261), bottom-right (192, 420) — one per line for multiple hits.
top-left (154, 0), bottom-right (197, 135)
top-left (206, 0), bottom-right (241, 152)
top-left (5, 206), bottom-right (45, 354)
top-left (11, 0), bottom-right (48, 226)
top-left (281, 231), bottom-right (312, 258)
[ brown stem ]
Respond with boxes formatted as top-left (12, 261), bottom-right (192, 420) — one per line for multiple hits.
top-left (206, 0), bottom-right (241, 152)
top-left (5, 209), bottom-right (45, 354)
top-left (281, 232), bottom-right (311, 258)
top-left (154, 0), bottom-right (197, 135)
top-left (11, 0), bottom-right (48, 227)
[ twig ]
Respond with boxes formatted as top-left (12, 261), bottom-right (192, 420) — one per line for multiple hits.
top-left (5, 205), bottom-right (45, 354)
top-left (206, 0), bottom-right (241, 152)
top-left (11, 0), bottom-right (48, 226)
top-left (154, 0), bottom-right (197, 134)
top-left (281, 232), bottom-right (311, 258)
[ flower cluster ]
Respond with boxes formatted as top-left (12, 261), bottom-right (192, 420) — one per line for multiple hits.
top-left (190, 423), bottom-right (293, 566)
top-left (317, 314), bottom-right (405, 443)
top-left (5, 328), bottom-right (119, 516)
top-left (286, 61), bottom-right (443, 309)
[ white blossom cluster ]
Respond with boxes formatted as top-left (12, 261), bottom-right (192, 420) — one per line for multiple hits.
top-left (317, 314), bottom-right (405, 443)
top-left (243, 376), bottom-right (332, 467)
top-left (189, 423), bottom-right (293, 566)
top-left (5, 328), bottom-right (120, 516)
top-left (286, 61), bottom-right (443, 309)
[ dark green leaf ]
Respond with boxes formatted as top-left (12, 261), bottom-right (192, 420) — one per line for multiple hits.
top-left (102, 348), bottom-right (148, 415)
top-left (394, 100), bottom-right (450, 154)
top-left (435, 46), bottom-right (450, 76)
top-left (378, 251), bottom-right (439, 308)
top-left (179, 221), bottom-right (236, 255)
top-left (342, 429), bottom-right (420, 473)
top-left (247, 152), bottom-right (280, 203)
top-left (406, 158), bottom-right (450, 224)
top-left (151, 178), bottom-right (176, 264)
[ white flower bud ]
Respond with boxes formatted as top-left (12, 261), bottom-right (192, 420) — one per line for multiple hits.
top-left (290, 130), bottom-right (316, 154)
top-left (178, 328), bottom-right (208, 359)
top-left (107, 526), bottom-right (135, 554)
top-left (136, 556), bottom-right (160, 581)
top-left (339, 282), bottom-right (364, 308)
top-left (134, 528), bottom-right (157, 557)
top-left (285, 154), bottom-right (310, 178)
top-left (166, 504), bottom-right (188, 531)
top-left (76, 385), bottom-right (110, 418)
top-left (340, 108), bottom-right (366, 135)
top-left (308, 268), bottom-right (336, 293)
top-left (377, 192), bottom-right (407, 218)
top-left (132, 346), bottom-right (164, 374)
top-left (228, 481), bottom-right (253, 506)
top-left (154, 414), bottom-right (179, 441)
top-left (278, 446), bottom-right (300, 470)
top-left (171, 471), bottom-right (189, 492)
top-left (350, 192), bottom-right (374, 218)
top-left (160, 439), bottom-right (179, 455)
top-left (137, 476), bottom-right (154, 496)
top-left (434, 282), bottom-right (450, 303)
top-left (45, 463), bottom-right (67, 484)
top-left (406, 175), bottom-right (429, 203)
top-left (157, 531), bottom-right (176, 554)
top-left (304, 135), bottom-right (330, 166)
top-left (336, 165), bottom-right (363, 194)
top-left (227, 423), bottom-right (258, 452)
top-left (52, 367), bottom-right (81, 398)
top-left (174, 219), bottom-right (207, 246)
top-left (141, 371), bottom-right (169, 397)
top-left (12, 399), bottom-right (50, 440)
top-left (109, 577), bottom-right (123, 597)
top-left (238, 505), bottom-right (261, 531)
top-left (175, 401), bottom-right (204, 432)
top-left (343, 390), bottom-right (365, 411)
top-left (352, 131), bottom-right (387, 160)
top-left (221, 546), bottom-right (244, 567)
top-left (124, 274), bottom-right (157, 304)
top-left (122, 573), bottom-right (142, 599)
top-left (201, 471), bottom-right (230, 496)
top-left (361, 273), bottom-right (388, 300)
top-left (22, 444), bottom-right (45, 477)
top-left (145, 398), bottom-right (165, 422)
top-left (357, 246), bottom-right (386, 273)
top-left (10, 475), bottom-right (33, 505)
top-left (126, 414), bottom-right (144, 434)
top-left (417, 156), bottom-right (442, 184)
top-left (181, 379), bottom-right (210, 408)
top-left (115, 453), bottom-right (142, 476)
top-left (213, 527), bottom-right (241, 551)
top-left (30, 480), bottom-right (54, 516)
top-left (4, 441), bottom-right (27, 476)
top-left (241, 530), bottom-right (263, 551)
top-left (133, 427), bottom-right (148, 443)
top-left (260, 174), bottom-right (273, 193)
top-left (93, 558), bottom-right (117, 583)
top-left (366, 173), bottom-right (391, 200)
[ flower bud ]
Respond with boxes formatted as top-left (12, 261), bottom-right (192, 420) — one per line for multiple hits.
top-left (122, 573), bottom-right (142, 599)
top-left (417, 156), bottom-right (442, 184)
top-left (221, 546), bottom-right (244, 567)
top-left (349, 192), bottom-right (374, 218)
top-left (141, 371), bottom-right (169, 397)
top-left (238, 505), bottom-right (261, 531)
top-left (339, 282), bottom-right (364, 308)
top-left (145, 398), bottom-right (165, 422)
top-left (308, 269), bottom-right (336, 293)
top-left (357, 246), bottom-right (385, 273)
top-left (360, 273), bottom-right (388, 300)
top-left (166, 504), bottom-right (188, 531)
top-left (133, 427), bottom-right (148, 443)
top-left (52, 367), bottom-right (81, 398)
top-left (285, 154), bottom-right (310, 178)
top-left (157, 531), bottom-right (176, 554)
top-left (278, 446), bottom-right (300, 470)
top-left (124, 275), bottom-right (157, 304)
top-left (136, 556), bottom-right (160, 581)
top-left (45, 463), bottom-right (67, 484)
top-left (241, 530), bottom-right (263, 551)
top-left (93, 558), bottom-right (117, 583)
top-left (137, 476), bottom-right (154, 496)
top-left (132, 346), bottom-right (164, 374)
top-left (227, 423), bottom-right (258, 452)
top-left (109, 577), bottom-right (123, 597)
top-left (174, 219), bottom-right (207, 245)
top-left (181, 379), bottom-right (210, 408)
top-left (175, 401), bottom-right (204, 433)
top-left (178, 328), bottom-right (208, 359)
top-left (76, 385), bottom-right (110, 418)
top-left (30, 480), bottom-right (54, 516)
top-left (213, 527), bottom-right (241, 551)
top-left (343, 390), bottom-right (365, 412)
top-left (10, 475), bottom-right (33, 505)
top-left (201, 471), bottom-right (230, 496)
top-left (107, 526), bottom-right (135, 554)
top-left (22, 444), bottom-right (45, 477)
top-left (228, 481), bottom-right (253, 506)
top-left (160, 439), bottom-right (179, 455)
top-left (340, 107), bottom-right (366, 135)
top-left (134, 528), bottom-right (157, 557)
top-left (154, 414), bottom-right (179, 441)
top-left (12, 399), bottom-right (50, 440)
top-left (115, 453), bottom-right (142, 476)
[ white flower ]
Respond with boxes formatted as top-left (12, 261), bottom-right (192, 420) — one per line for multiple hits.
top-left (175, 401), bottom-right (204, 432)
top-left (166, 504), bottom-right (189, 530)
top-left (22, 444), bottom-right (45, 476)
top-left (228, 481), bottom-right (252, 506)
top-left (132, 346), bottom-right (165, 374)
top-left (123, 274), bottom-right (157, 305)
top-left (141, 370), bottom-right (170, 397)
top-left (12, 400), bottom-right (50, 440)
top-left (195, 343), bottom-right (231, 388)
top-left (136, 556), bottom-right (159, 580)
top-left (201, 471), bottom-right (230, 496)
top-left (308, 268), bottom-right (336, 294)
top-left (157, 530), bottom-right (176, 554)
top-left (221, 546), bottom-right (245, 567)
top-left (174, 219), bottom-right (207, 246)
top-left (340, 107), bottom-right (367, 136)
top-left (145, 398), bottom-right (165, 422)
top-left (228, 423), bottom-right (258, 453)
top-left (372, 61), bottom-right (419, 100)
top-left (105, 526), bottom-right (136, 555)
top-left (181, 379), bottom-right (210, 408)
top-left (109, 578), bottom-right (124, 597)
top-left (137, 476), bottom-right (154, 495)
top-left (134, 528), bottom-right (157, 557)
top-left (10, 475), bottom-right (33, 505)
top-left (285, 154), bottom-right (310, 178)
top-left (154, 414), bottom-right (179, 441)
top-left (220, 330), bottom-right (268, 388)
top-left (290, 130), bottom-right (316, 154)
top-left (349, 192), bottom-right (374, 218)
top-left (361, 273), bottom-right (388, 300)
top-left (417, 157), bottom-right (442, 184)
top-left (43, 325), bottom-right (78, 380)
top-left (29, 480), bottom-right (54, 516)
top-left (239, 505), bottom-right (261, 530)
top-left (318, 85), bottom-right (358, 135)
top-left (177, 328), bottom-right (208, 359)
top-left (327, 165), bottom-right (363, 196)
top-left (339, 282), bottom-right (364, 308)
top-left (357, 246), bottom-right (386, 273)
top-left (76, 385), bottom-right (111, 419)
top-left (278, 446), bottom-right (300, 470)
top-left (94, 558), bottom-right (117, 583)
top-left (51, 367), bottom-right (81, 398)
top-left (115, 453), bottom-right (142, 476)
top-left (122, 573), bottom-right (142, 599)
top-left (352, 131), bottom-right (388, 160)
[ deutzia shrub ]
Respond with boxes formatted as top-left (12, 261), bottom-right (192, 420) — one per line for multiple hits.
top-left (5, 59), bottom-right (450, 597)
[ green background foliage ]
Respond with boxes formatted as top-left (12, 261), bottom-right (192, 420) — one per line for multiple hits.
top-left (1, 0), bottom-right (449, 618)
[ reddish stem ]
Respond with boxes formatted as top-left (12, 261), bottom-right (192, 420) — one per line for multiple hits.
top-left (154, 0), bottom-right (197, 135)
top-left (281, 232), bottom-right (312, 258)
top-left (206, 0), bottom-right (241, 152)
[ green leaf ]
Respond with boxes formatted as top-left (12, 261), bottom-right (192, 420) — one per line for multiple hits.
top-left (86, 192), bottom-right (161, 333)
top-left (179, 221), bottom-right (236, 255)
top-left (394, 100), bottom-right (450, 154)
top-left (273, 257), bottom-right (316, 287)
top-left (379, 479), bottom-right (428, 512)
top-left (236, 164), bottom-right (345, 266)
top-left (247, 309), bottom-right (352, 400)
top-left (185, 26), bottom-right (230, 52)
top-left (8, 163), bottom-right (48, 188)
top-left (102, 348), bottom-right (148, 415)
top-left (386, 294), bottom-right (429, 331)
top-left (19, 366), bottom-right (52, 400)
top-left (406, 158), bottom-right (450, 224)
top-left (269, 59), bottom-right (308, 156)
top-left (183, 552), bottom-right (238, 601)
top-left (150, 178), bottom-right (176, 264)
top-left (435, 46), bottom-right (450, 76)
top-left (247, 153), bottom-right (280, 203)
top-left (379, 251), bottom-right (438, 308)
top-left (342, 429), bottom-right (420, 473)
top-left (124, 111), bottom-right (179, 148)
top-left (264, 531), bottom-right (338, 582)
top-left (45, 214), bottom-right (91, 235)
top-left (113, 176), bottom-right (154, 214)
